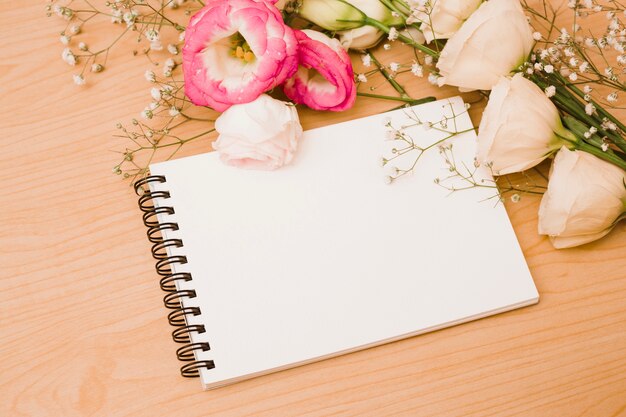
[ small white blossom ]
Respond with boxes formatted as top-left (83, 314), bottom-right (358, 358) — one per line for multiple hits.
top-left (533, 32), bottom-right (542, 41)
top-left (388, 27), bottom-right (398, 41)
top-left (511, 194), bottom-right (521, 203)
top-left (569, 72), bottom-right (578, 81)
top-left (178, 31), bottom-right (186, 42)
top-left (69, 24), bottom-right (81, 35)
top-left (585, 103), bottom-right (596, 115)
top-left (583, 85), bottom-right (592, 94)
top-left (60, 35), bottom-right (70, 45)
top-left (150, 87), bottom-right (162, 101)
top-left (169, 106), bottom-right (180, 117)
top-left (91, 63), bottom-right (103, 73)
top-left (601, 143), bottom-right (609, 152)
top-left (427, 73), bottom-right (439, 85)
top-left (78, 42), bottom-right (87, 51)
top-left (167, 44), bottom-right (179, 55)
top-left (579, 62), bottom-right (589, 73)
top-left (357, 73), bottom-right (368, 83)
top-left (424, 55), bottom-right (433, 66)
top-left (384, 176), bottom-right (393, 185)
top-left (144, 70), bottom-right (156, 82)
top-left (389, 62), bottom-right (400, 72)
top-left (383, 43), bottom-right (391, 50)
top-left (73, 74), bottom-right (85, 86)
top-left (411, 62), bottom-right (423, 77)
top-left (361, 54), bottom-right (371, 67)
top-left (61, 48), bottom-right (76, 66)
top-left (545, 85), bottom-right (556, 97)
top-left (544, 64), bottom-right (554, 73)
top-left (607, 92), bottom-right (618, 102)
top-left (111, 9), bottom-right (122, 24)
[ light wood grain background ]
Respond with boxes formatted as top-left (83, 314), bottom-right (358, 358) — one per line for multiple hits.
top-left (2, 1), bottom-right (626, 416)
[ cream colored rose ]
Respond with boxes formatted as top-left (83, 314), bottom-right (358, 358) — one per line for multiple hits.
top-left (436, 0), bottom-right (534, 91)
top-left (414, 0), bottom-right (482, 43)
top-left (213, 94), bottom-right (303, 170)
top-left (538, 147), bottom-right (626, 248)
top-left (477, 74), bottom-right (574, 175)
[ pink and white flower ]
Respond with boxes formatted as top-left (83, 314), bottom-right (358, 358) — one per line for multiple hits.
top-left (283, 29), bottom-right (356, 112)
top-left (182, 0), bottom-right (298, 112)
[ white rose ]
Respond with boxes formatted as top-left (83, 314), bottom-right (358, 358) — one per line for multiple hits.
top-left (213, 95), bottom-right (303, 170)
top-left (298, 0), bottom-right (402, 31)
top-left (415, 0), bottom-right (482, 43)
top-left (436, 0), bottom-right (534, 91)
top-left (538, 147), bottom-right (626, 248)
top-left (477, 74), bottom-right (575, 175)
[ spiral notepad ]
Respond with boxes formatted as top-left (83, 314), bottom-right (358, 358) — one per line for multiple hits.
top-left (134, 97), bottom-right (539, 389)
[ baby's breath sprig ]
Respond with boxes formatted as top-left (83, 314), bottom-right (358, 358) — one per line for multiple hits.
top-left (434, 145), bottom-right (548, 205)
top-left (112, 71), bottom-right (216, 183)
top-left (522, 0), bottom-right (625, 109)
top-left (47, 0), bottom-right (193, 85)
top-left (381, 101), bottom-right (475, 184)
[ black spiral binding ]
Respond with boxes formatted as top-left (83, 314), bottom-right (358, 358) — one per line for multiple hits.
top-left (134, 175), bottom-right (216, 378)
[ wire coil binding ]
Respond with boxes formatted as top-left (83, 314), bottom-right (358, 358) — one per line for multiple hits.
top-left (134, 175), bottom-right (215, 378)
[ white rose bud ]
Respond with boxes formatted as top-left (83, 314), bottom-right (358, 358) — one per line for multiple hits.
top-left (213, 95), bottom-right (303, 170)
top-left (436, 0), bottom-right (534, 91)
top-left (416, 0), bottom-right (483, 43)
top-left (298, 0), bottom-right (402, 31)
top-left (538, 147), bottom-right (626, 248)
top-left (338, 26), bottom-right (385, 50)
top-left (477, 74), bottom-right (577, 175)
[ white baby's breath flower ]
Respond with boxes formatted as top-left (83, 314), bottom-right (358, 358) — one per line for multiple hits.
top-left (69, 24), bottom-right (81, 35)
top-left (424, 55), bottom-right (433, 66)
top-left (569, 72), bottom-right (578, 81)
top-left (585, 103), bottom-right (596, 115)
top-left (91, 63), bottom-right (103, 73)
top-left (389, 62), bottom-right (400, 72)
top-left (169, 106), bottom-right (180, 117)
top-left (411, 62), bottom-right (423, 77)
top-left (428, 73), bottom-right (439, 85)
top-left (60, 35), bottom-right (70, 45)
top-left (78, 42), bottom-right (87, 51)
top-left (607, 92), bottom-right (618, 102)
top-left (150, 87), bottom-right (162, 101)
top-left (544, 64), bottom-right (554, 73)
top-left (178, 31), bottom-right (186, 42)
top-left (533, 31), bottom-right (542, 41)
top-left (601, 143), bottom-right (609, 152)
top-left (357, 73), bottom-right (368, 82)
top-left (383, 43), bottom-right (391, 50)
top-left (361, 54), bottom-right (371, 67)
top-left (73, 74), bottom-right (85, 86)
top-left (61, 48), bottom-right (76, 66)
top-left (545, 85), bottom-right (556, 97)
top-left (111, 9), bottom-right (122, 24)
top-left (388, 27), bottom-right (398, 41)
top-left (144, 70), bottom-right (156, 82)
top-left (583, 85), bottom-right (592, 94)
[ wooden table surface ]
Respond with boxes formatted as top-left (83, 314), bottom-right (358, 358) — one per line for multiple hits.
top-left (2, 1), bottom-right (626, 416)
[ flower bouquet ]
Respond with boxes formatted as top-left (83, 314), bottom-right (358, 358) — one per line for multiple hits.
top-left (48, 0), bottom-right (626, 248)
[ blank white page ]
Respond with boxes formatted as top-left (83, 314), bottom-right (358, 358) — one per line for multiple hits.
top-left (149, 97), bottom-right (538, 389)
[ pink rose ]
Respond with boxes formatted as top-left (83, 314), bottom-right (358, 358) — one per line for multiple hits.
top-left (213, 94), bottom-right (303, 170)
top-left (182, 0), bottom-right (298, 112)
top-left (283, 29), bottom-right (357, 112)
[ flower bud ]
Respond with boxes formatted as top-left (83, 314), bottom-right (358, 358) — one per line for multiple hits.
top-left (298, 0), bottom-right (401, 31)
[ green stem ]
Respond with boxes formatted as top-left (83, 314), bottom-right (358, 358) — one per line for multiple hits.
top-left (362, 17), bottom-right (439, 58)
top-left (367, 50), bottom-right (410, 99)
top-left (357, 92), bottom-right (435, 104)
top-left (576, 141), bottom-right (626, 171)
